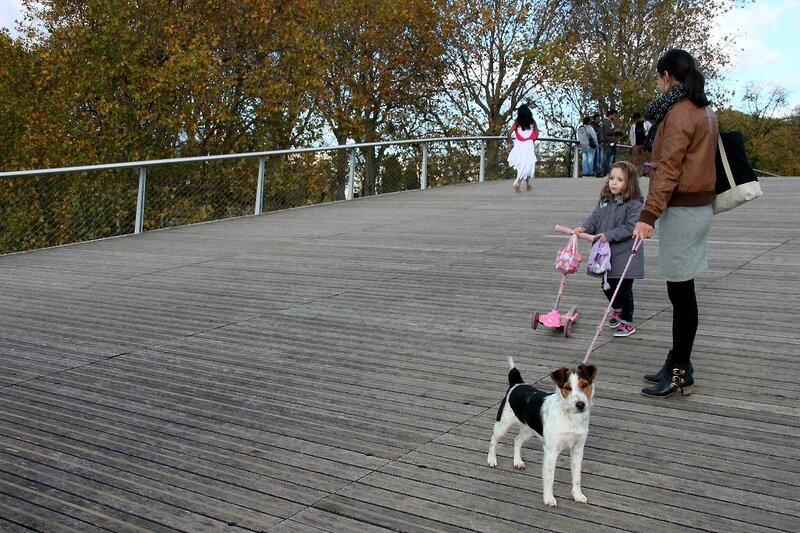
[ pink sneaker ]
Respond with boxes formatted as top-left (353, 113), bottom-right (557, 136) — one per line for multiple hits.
top-left (613, 322), bottom-right (636, 337)
top-left (608, 312), bottom-right (621, 329)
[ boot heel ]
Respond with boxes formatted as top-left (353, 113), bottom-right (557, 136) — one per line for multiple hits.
top-left (680, 385), bottom-right (693, 396)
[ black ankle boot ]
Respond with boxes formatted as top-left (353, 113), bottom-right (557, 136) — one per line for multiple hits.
top-left (643, 351), bottom-right (693, 383)
top-left (643, 351), bottom-right (673, 383)
top-left (642, 362), bottom-right (694, 398)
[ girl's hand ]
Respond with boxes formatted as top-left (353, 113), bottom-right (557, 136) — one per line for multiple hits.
top-left (633, 221), bottom-right (653, 239)
top-left (597, 233), bottom-right (607, 242)
top-left (572, 227), bottom-right (584, 234)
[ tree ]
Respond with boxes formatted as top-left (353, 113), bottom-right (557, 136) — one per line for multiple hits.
top-left (434, 0), bottom-right (570, 176)
top-left (717, 83), bottom-right (799, 175)
top-left (5, 0), bottom-right (325, 169)
top-left (312, 0), bottom-right (453, 198)
top-left (561, 0), bottom-right (738, 123)
top-left (0, 31), bottom-right (38, 170)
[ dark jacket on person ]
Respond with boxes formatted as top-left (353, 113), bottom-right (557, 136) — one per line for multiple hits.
top-left (638, 99), bottom-right (718, 226)
top-left (600, 117), bottom-right (622, 146)
top-left (591, 118), bottom-right (605, 144)
top-left (581, 194), bottom-right (644, 279)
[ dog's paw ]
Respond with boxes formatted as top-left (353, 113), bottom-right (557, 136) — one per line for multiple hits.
top-left (572, 490), bottom-right (588, 504)
top-left (543, 495), bottom-right (557, 507)
top-left (513, 462), bottom-right (526, 470)
top-left (487, 457), bottom-right (497, 468)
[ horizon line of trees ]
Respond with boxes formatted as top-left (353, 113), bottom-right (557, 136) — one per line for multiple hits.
top-left (1, 0), bottom-right (797, 183)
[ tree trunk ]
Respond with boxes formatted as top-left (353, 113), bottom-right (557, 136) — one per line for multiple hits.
top-left (360, 145), bottom-right (379, 196)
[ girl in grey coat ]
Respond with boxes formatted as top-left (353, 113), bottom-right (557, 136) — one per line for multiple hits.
top-left (574, 161), bottom-right (644, 337)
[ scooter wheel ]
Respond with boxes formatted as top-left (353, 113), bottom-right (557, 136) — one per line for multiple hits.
top-left (563, 318), bottom-right (572, 338)
top-left (531, 311), bottom-right (540, 330)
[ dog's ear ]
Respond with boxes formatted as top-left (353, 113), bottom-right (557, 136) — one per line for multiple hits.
top-left (550, 368), bottom-right (570, 387)
top-left (578, 364), bottom-right (598, 383)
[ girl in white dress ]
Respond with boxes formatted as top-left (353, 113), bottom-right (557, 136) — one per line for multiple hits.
top-left (507, 104), bottom-right (539, 192)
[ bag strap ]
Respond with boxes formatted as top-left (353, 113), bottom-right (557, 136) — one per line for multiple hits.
top-left (717, 135), bottom-right (736, 188)
top-left (567, 234), bottom-right (578, 253)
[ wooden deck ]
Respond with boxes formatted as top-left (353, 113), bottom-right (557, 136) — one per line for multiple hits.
top-left (1, 176), bottom-right (798, 532)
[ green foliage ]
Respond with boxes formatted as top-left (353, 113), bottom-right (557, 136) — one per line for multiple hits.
top-left (717, 108), bottom-right (800, 176)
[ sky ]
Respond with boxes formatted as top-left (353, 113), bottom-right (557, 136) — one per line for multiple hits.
top-left (1, 0), bottom-right (799, 115)
top-left (710, 0), bottom-right (800, 114)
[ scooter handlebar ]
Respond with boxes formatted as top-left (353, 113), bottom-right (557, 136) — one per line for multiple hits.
top-left (554, 225), bottom-right (595, 242)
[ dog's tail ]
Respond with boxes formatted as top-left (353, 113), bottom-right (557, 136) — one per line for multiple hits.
top-left (507, 357), bottom-right (524, 387)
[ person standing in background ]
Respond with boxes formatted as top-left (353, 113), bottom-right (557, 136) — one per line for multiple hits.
top-left (591, 113), bottom-right (604, 177)
top-left (629, 112), bottom-right (652, 176)
top-left (577, 116), bottom-right (599, 177)
top-left (600, 110), bottom-right (623, 175)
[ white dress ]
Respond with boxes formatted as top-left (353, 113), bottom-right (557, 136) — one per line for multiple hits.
top-left (507, 127), bottom-right (538, 182)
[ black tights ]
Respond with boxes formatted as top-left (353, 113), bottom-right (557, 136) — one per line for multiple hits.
top-left (667, 279), bottom-right (697, 365)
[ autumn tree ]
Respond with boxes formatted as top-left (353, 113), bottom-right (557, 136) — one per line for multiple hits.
top-left (311, 0), bottom-right (453, 198)
top-left (0, 31), bottom-right (38, 170)
top-left (430, 0), bottom-right (570, 175)
top-left (559, 0), bottom-right (738, 126)
top-left (5, 0), bottom-right (325, 169)
top-left (0, 0), bottom-right (332, 251)
top-left (717, 83), bottom-right (799, 175)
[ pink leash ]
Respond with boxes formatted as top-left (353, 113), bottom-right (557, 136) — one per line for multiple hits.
top-left (583, 236), bottom-right (643, 365)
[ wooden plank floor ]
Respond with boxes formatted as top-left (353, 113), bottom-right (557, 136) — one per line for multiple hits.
top-left (1, 176), bottom-right (798, 532)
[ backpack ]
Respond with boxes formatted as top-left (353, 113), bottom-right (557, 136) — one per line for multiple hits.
top-left (581, 126), bottom-right (597, 149)
top-left (644, 123), bottom-right (658, 151)
top-left (634, 121), bottom-right (646, 145)
top-left (588, 239), bottom-right (611, 289)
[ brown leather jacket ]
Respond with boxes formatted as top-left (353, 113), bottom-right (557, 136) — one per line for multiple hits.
top-left (638, 99), bottom-right (718, 226)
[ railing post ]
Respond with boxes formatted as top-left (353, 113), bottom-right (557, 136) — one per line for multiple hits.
top-left (573, 144), bottom-right (580, 178)
top-left (134, 167), bottom-right (146, 234)
top-left (255, 157), bottom-right (265, 215)
top-left (347, 148), bottom-right (356, 200)
top-left (421, 143), bottom-right (428, 190)
top-left (479, 140), bottom-right (486, 183)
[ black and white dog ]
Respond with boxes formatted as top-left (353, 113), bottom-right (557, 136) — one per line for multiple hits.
top-left (487, 357), bottom-right (597, 507)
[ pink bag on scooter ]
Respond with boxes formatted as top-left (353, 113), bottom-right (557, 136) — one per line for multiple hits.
top-left (555, 234), bottom-right (583, 275)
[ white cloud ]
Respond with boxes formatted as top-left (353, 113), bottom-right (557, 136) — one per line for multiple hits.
top-left (714, 0), bottom-right (791, 72)
top-left (711, 0), bottom-right (800, 111)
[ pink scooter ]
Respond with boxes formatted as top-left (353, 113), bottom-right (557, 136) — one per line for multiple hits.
top-left (531, 225), bottom-right (595, 338)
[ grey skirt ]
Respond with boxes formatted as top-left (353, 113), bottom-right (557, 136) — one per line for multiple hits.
top-left (657, 205), bottom-right (713, 282)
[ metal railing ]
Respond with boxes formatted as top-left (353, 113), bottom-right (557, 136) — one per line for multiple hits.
top-left (0, 135), bottom-right (581, 254)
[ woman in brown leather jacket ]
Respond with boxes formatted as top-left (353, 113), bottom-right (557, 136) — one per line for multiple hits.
top-left (633, 49), bottom-right (718, 398)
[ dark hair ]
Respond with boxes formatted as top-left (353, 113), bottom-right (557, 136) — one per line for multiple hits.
top-left (601, 161), bottom-right (641, 201)
top-left (516, 104), bottom-right (537, 131)
top-left (606, 109), bottom-right (618, 117)
top-left (632, 112), bottom-right (642, 121)
top-left (657, 49), bottom-right (710, 107)
top-left (582, 116), bottom-right (591, 125)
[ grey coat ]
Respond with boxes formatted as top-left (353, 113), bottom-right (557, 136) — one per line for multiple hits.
top-left (581, 195), bottom-right (645, 279)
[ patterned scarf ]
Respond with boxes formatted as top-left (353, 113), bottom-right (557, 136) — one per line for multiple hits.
top-left (644, 83), bottom-right (689, 125)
